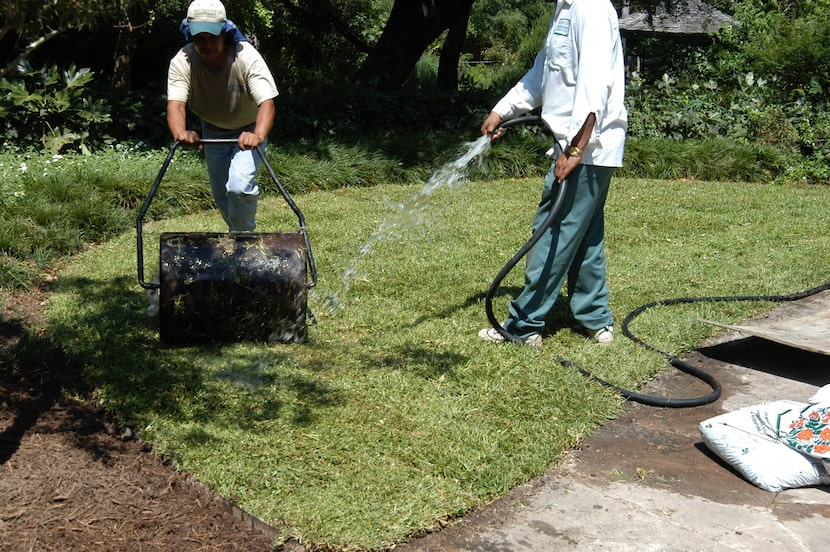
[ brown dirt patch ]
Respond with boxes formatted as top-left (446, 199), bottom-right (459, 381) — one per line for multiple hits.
top-left (1, 288), bottom-right (277, 551)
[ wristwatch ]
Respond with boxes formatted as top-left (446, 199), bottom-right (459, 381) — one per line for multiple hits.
top-left (566, 145), bottom-right (583, 157)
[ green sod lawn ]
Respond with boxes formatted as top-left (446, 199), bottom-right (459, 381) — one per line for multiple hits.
top-left (46, 175), bottom-right (829, 549)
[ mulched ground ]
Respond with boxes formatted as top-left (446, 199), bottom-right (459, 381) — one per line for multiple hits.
top-left (0, 288), bottom-right (278, 551)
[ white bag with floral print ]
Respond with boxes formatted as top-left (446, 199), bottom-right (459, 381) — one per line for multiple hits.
top-left (779, 402), bottom-right (830, 466)
top-left (699, 400), bottom-right (830, 492)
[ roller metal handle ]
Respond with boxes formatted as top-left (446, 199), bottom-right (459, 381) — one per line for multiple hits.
top-left (136, 139), bottom-right (317, 290)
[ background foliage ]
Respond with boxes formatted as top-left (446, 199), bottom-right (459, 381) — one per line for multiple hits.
top-left (1, 1), bottom-right (827, 178)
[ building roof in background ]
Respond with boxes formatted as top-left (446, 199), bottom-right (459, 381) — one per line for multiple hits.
top-left (620, 0), bottom-right (736, 34)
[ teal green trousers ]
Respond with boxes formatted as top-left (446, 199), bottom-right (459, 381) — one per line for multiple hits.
top-left (504, 160), bottom-right (614, 338)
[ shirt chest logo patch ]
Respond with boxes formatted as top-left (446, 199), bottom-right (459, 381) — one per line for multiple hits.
top-left (554, 18), bottom-right (570, 36)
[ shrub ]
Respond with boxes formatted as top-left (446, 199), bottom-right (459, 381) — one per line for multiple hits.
top-left (0, 62), bottom-right (111, 154)
top-left (625, 69), bottom-right (829, 184)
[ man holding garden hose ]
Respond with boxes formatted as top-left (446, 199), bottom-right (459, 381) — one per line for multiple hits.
top-left (166, 0), bottom-right (278, 232)
top-left (479, 0), bottom-right (627, 346)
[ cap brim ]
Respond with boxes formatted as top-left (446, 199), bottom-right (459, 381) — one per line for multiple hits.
top-left (188, 21), bottom-right (224, 36)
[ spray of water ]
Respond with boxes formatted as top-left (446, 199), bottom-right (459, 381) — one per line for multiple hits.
top-left (319, 135), bottom-right (492, 311)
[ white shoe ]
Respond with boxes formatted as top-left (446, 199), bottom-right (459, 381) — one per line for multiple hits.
top-left (592, 326), bottom-right (614, 344)
top-left (478, 327), bottom-right (542, 347)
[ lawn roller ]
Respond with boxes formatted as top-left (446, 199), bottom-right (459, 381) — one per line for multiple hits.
top-left (136, 139), bottom-right (317, 345)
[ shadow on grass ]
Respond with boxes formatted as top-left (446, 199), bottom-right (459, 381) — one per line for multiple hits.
top-left (354, 346), bottom-right (469, 380)
top-left (403, 286), bottom-right (576, 348)
top-left (404, 284), bottom-right (577, 336)
top-left (42, 273), bottom-right (342, 431)
top-left (401, 288), bottom-right (519, 330)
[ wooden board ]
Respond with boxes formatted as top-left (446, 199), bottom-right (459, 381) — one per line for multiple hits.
top-left (699, 311), bottom-right (830, 356)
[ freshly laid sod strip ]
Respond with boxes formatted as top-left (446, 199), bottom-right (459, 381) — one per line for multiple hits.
top-left (47, 177), bottom-right (828, 549)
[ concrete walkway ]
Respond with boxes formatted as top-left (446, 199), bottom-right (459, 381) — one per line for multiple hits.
top-left (400, 290), bottom-right (830, 552)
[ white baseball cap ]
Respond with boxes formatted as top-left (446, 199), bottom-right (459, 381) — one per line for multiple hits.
top-left (187, 0), bottom-right (227, 36)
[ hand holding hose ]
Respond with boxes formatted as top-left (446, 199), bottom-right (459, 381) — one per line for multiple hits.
top-left (481, 111), bottom-right (505, 140)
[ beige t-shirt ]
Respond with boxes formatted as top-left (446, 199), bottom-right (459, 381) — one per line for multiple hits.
top-left (167, 41), bottom-right (278, 130)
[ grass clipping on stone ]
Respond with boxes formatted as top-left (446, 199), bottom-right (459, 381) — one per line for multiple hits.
top-left (45, 176), bottom-right (829, 550)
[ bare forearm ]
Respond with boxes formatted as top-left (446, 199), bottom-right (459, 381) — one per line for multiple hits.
top-left (555, 112), bottom-right (597, 181)
top-left (166, 100), bottom-right (200, 145)
top-left (238, 99), bottom-right (275, 149)
top-left (253, 99), bottom-right (275, 142)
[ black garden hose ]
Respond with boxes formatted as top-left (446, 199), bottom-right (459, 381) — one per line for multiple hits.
top-left (617, 283), bottom-right (830, 407)
top-left (484, 116), bottom-right (552, 345)
top-left (483, 115), bottom-right (829, 407)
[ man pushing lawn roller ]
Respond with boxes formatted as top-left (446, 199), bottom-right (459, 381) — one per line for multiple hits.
top-left (167, 0), bottom-right (277, 232)
top-left (479, 0), bottom-right (627, 348)
top-left (136, 0), bottom-right (316, 345)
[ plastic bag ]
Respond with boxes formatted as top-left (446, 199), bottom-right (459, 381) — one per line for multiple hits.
top-left (699, 400), bottom-right (830, 492)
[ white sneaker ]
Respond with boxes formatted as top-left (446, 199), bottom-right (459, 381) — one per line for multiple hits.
top-left (592, 326), bottom-right (614, 344)
top-left (478, 327), bottom-right (542, 347)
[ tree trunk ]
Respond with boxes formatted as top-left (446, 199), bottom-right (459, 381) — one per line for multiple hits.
top-left (111, 28), bottom-right (132, 90)
top-left (355, 0), bottom-right (475, 90)
top-left (436, 0), bottom-right (472, 90)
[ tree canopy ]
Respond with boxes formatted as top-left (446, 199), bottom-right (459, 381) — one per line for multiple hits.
top-left (0, 0), bottom-right (128, 77)
top-left (2, 1), bottom-right (829, 100)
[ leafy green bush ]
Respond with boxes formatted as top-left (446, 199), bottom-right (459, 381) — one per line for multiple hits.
top-left (106, 88), bottom-right (170, 146)
top-left (627, 70), bottom-right (758, 141)
top-left (730, 0), bottom-right (830, 98)
top-left (625, 69), bottom-right (828, 184)
top-left (0, 62), bottom-right (111, 154)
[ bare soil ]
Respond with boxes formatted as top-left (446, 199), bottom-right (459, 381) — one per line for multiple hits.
top-left (0, 288), bottom-right (277, 551)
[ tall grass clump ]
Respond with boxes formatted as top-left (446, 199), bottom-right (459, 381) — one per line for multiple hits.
top-left (618, 137), bottom-right (788, 182)
top-left (0, 144), bottom-right (211, 289)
